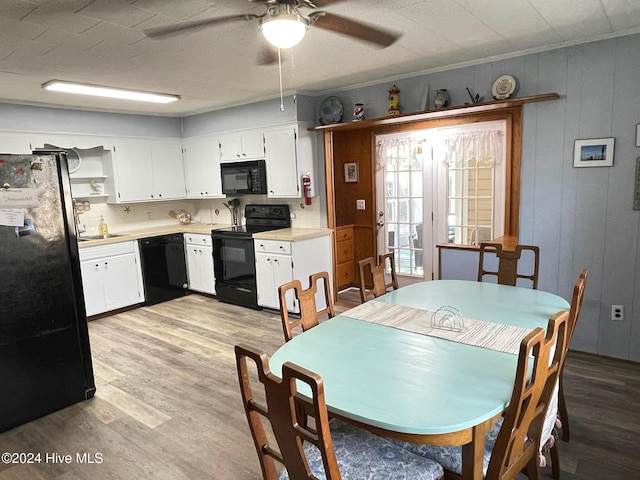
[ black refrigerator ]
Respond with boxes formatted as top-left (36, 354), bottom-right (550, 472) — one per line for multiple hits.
top-left (0, 151), bottom-right (95, 432)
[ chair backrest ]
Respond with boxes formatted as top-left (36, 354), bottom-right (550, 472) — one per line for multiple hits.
top-left (478, 242), bottom-right (540, 289)
top-left (567, 269), bottom-right (588, 344)
top-left (357, 253), bottom-right (399, 303)
top-left (486, 310), bottom-right (569, 480)
top-left (278, 271), bottom-right (335, 342)
top-left (235, 344), bottom-right (342, 480)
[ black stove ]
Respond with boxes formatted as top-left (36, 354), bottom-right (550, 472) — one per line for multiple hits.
top-left (211, 204), bottom-right (290, 309)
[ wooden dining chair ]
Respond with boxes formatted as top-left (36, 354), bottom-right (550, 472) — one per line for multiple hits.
top-left (557, 268), bottom-right (588, 443)
top-left (389, 310), bottom-right (569, 480)
top-left (234, 344), bottom-right (445, 480)
top-left (278, 272), bottom-right (335, 342)
top-left (357, 252), bottom-right (399, 303)
top-left (478, 242), bottom-right (540, 289)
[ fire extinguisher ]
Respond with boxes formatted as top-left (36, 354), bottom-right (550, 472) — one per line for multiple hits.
top-left (302, 173), bottom-right (312, 205)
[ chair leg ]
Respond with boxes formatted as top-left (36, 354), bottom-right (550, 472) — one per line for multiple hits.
top-left (525, 454), bottom-right (541, 480)
top-left (550, 440), bottom-right (560, 480)
top-left (558, 376), bottom-right (570, 442)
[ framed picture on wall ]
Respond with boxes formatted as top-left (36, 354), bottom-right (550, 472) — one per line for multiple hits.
top-left (344, 162), bottom-right (359, 182)
top-left (573, 137), bottom-right (615, 167)
top-left (636, 124), bottom-right (640, 147)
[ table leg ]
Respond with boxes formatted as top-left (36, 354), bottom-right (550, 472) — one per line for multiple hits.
top-left (461, 423), bottom-right (486, 480)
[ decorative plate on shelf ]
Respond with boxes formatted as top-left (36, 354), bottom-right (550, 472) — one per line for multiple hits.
top-left (492, 74), bottom-right (518, 100)
top-left (65, 148), bottom-right (82, 174)
top-left (319, 96), bottom-right (344, 125)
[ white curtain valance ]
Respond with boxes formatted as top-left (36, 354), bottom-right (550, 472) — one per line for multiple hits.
top-left (376, 135), bottom-right (426, 170)
top-left (440, 129), bottom-right (503, 167)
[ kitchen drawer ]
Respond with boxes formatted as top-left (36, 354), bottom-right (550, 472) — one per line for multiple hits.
top-left (336, 262), bottom-right (354, 287)
top-left (79, 240), bottom-right (136, 261)
top-left (336, 240), bottom-right (354, 265)
top-left (335, 226), bottom-right (353, 242)
top-left (254, 239), bottom-right (292, 255)
top-left (185, 233), bottom-right (212, 246)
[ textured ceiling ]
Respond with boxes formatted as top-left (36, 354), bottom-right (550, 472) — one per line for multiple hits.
top-left (0, 0), bottom-right (639, 116)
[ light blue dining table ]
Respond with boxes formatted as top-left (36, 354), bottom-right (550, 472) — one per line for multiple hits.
top-left (269, 280), bottom-right (570, 480)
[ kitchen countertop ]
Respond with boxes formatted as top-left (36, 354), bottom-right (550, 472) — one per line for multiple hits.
top-left (76, 223), bottom-right (229, 248)
top-left (252, 228), bottom-right (332, 241)
top-left (76, 225), bottom-right (331, 247)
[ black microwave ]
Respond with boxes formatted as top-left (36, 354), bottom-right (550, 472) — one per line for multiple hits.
top-left (220, 159), bottom-right (267, 195)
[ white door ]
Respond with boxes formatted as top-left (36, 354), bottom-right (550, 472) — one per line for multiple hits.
top-left (375, 131), bottom-right (435, 281)
top-left (199, 245), bottom-right (216, 295)
top-left (271, 253), bottom-right (294, 310)
top-left (80, 260), bottom-right (106, 316)
top-left (151, 140), bottom-right (186, 200)
top-left (255, 253), bottom-right (275, 308)
top-left (183, 136), bottom-right (223, 198)
top-left (240, 131), bottom-right (266, 159)
top-left (111, 139), bottom-right (154, 202)
top-left (102, 253), bottom-right (143, 311)
top-left (265, 128), bottom-right (299, 197)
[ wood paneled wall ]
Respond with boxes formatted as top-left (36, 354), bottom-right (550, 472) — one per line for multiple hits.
top-left (332, 129), bottom-right (376, 271)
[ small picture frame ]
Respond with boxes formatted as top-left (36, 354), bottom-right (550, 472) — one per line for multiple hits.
top-left (344, 162), bottom-right (358, 182)
top-left (573, 137), bottom-right (615, 167)
top-left (636, 124), bottom-right (640, 147)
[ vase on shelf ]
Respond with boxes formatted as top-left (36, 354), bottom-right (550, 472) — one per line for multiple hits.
top-left (434, 89), bottom-right (450, 109)
top-left (352, 103), bottom-right (364, 122)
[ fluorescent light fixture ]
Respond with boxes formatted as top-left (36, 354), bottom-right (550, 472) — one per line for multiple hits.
top-left (261, 14), bottom-right (307, 49)
top-left (42, 80), bottom-right (180, 104)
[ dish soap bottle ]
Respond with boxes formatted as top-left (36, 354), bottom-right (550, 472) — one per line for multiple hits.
top-left (98, 215), bottom-right (109, 236)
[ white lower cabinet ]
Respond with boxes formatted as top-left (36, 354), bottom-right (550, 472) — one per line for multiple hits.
top-left (254, 234), bottom-right (331, 311)
top-left (185, 234), bottom-right (216, 295)
top-left (79, 241), bottom-right (144, 316)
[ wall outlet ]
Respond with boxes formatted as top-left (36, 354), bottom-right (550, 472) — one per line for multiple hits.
top-left (356, 199), bottom-right (366, 210)
top-left (611, 305), bottom-right (624, 321)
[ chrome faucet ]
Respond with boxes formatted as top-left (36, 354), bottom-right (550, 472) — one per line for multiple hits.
top-left (222, 199), bottom-right (240, 226)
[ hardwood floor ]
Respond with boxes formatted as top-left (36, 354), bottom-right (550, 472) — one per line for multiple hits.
top-left (1, 293), bottom-right (638, 480)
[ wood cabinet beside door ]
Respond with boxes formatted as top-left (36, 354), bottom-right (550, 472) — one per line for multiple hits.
top-left (335, 225), bottom-right (355, 290)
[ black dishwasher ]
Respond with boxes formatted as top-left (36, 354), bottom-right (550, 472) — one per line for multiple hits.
top-left (139, 234), bottom-right (188, 305)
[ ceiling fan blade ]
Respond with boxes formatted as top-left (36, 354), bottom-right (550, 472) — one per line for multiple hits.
top-left (310, 12), bottom-right (400, 48)
top-left (305, 0), bottom-right (345, 6)
top-left (145, 14), bottom-right (258, 39)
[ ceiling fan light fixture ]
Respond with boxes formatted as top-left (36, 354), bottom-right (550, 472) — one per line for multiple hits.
top-left (261, 14), bottom-right (307, 49)
top-left (42, 80), bottom-right (180, 104)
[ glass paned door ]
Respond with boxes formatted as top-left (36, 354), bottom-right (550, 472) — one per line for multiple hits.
top-left (376, 134), bottom-right (430, 278)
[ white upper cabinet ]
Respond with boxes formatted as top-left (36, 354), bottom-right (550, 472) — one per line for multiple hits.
top-left (264, 123), bottom-right (316, 199)
top-left (264, 127), bottom-right (299, 197)
top-left (108, 138), bottom-right (154, 202)
top-left (106, 137), bottom-right (185, 203)
top-left (219, 130), bottom-right (265, 162)
top-left (183, 135), bottom-right (224, 198)
top-left (150, 140), bottom-right (186, 200)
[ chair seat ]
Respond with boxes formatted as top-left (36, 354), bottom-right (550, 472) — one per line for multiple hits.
top-left (278, 419), bottom-right (444, 480)
top-left (389, 417), bottom-right (503, 476)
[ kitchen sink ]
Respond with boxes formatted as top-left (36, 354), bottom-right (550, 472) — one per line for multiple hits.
top-left (78, 234), bottom-right (128, 241)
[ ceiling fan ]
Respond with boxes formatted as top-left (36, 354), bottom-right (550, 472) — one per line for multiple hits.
top-left (145, 0), bottom-right (401, 61)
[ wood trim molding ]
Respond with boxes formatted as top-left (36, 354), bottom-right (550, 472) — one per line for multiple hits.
top-left (311, 93), bottom-right (558, 132)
